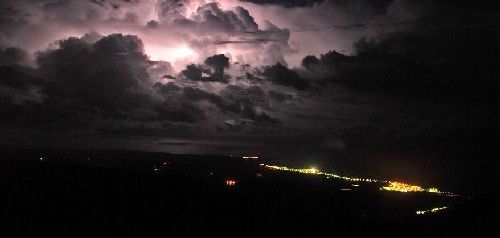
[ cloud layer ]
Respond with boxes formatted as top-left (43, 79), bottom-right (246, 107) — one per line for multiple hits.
top-left (1, 32), bottom-right (294, 142)
top-left (1, 0), bottom-right (499, 187)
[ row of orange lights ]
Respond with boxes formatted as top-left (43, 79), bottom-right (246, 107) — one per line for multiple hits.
top-left (225, 179), bottom-right (237, 186)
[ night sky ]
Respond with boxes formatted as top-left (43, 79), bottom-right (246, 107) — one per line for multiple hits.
top-left (1, 0), bottom-right (499, 191)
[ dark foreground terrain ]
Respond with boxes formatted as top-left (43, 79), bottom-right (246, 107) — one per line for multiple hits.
top-left (0, 149), bottom-right (497, 236)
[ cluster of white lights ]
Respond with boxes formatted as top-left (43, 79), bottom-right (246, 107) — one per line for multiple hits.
top-left (261, 164), bottom-right (384, 183)
top-left (242, 156), bottom-right (259, 159)
top-left (416, 206), bottom-right (448, 215)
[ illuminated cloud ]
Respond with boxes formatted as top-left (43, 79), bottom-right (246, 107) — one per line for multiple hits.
top-left (0, 1), bottom-right (498, 190)
top-left (0, 0), bottom-right (293, 71)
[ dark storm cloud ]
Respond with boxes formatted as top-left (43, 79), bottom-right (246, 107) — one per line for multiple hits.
top-left (151, 2), bottom-right (291, 66)
top-left (1, 30), bottom-right (290, 143)
top-left (327, 23), bottom-right (367, 31)
top-left (213, 39), bottom-right (279, 45)
top-left (0, 0), bottom-right (293, 68)
top-left (0, 0), bottom-right (498, 180)
top-left (183, 86), bottom-right (225, 109)
top-left (181, 84), bottom-right (280, 126)
top-left (221, 85), bottom-right (280, 127)
top-left (331, 0), bottom-right (393, 14)
top-left (287, 0), bottom-right (500, 163)
top-left (240, 0), bottom-right (323, 8)
top-left (89, 0), bottom-right (140, 10)
top-left (204, 54), bottom-right (230, 81)
top-left (35, 34), bottom-right (151, 110)
top-left (152, 97), bottom-right (206, 123)
top-left (234, 6), bottom-right (259, 31)
top-left (162, 75), bottom-right (176, 79)
top-left (0, 65), bottom-right (35, 91)
top-left (268, 90), bottom-right (293, 102)
top-left (300, 50), bottom-right (349, 77)
top-left (180, 64), bottom-right (204, 81)
top-left (188, 2), bottom-right (259, 32)
top-left (155, 1), bottom-right (261, 33)
top-left (179, 54), bottom-right (230, 83)
top-left (1, 33), bottom-right (208, 131)
top-left (204, 54), bottom-right (229, 74)
top-left (300, 9), bottom-right (500, 102)
top-left (221, 85), bottom-right (269, 111)
top-left (0, 47), bottom-right (41, 103)
top-left (0, 47), bottom-right (27, 66)
top-left (146, 20), bottom-right (160, 28)
top-left (156, 0), bottom-right (187, 23)
top-left (241, 0), bottom-right (393, 12)
top-left (262, 63), bottom-right (309, 90)
top-left (0, 65), bottom-right (43, 106)
top-left (154, 81), bottom-right (180, 94)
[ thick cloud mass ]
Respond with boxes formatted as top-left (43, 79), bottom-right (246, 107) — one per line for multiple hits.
top-left (300, 3), bottom-right (500, 102)
top-left (204, 54), bottom-right (230, 81)
top-left (240, 0), bottom-right (324, 8)
top-left (2, 34), bottom-right (203, 130)
top-left (179, 54), bottom-right (231, 82)
top-left (241, 0), bottom-right (393, 10)
top-left (205, 54), bottom-right (230, 74)
top-left (0, 47), bottom-right (27, 66)
top-left (262, 63), bottom-right (309, 90)
top-left (36, 34), bottom-right (150, 110)
top-left (189, 2), bottom-right (258, 32)
top-left (1, 0), bottom-right (499, 191)
top-left (1, 32), bottom-right (285, 142)
top-left (0, 0), bottom-right (291, 69)
top-left (157, 0), bottom-right (189, 23)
